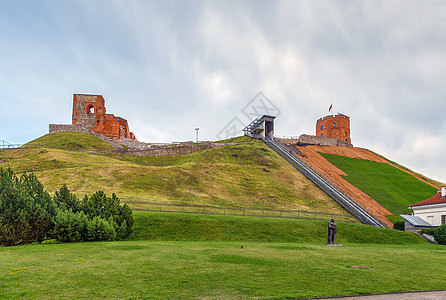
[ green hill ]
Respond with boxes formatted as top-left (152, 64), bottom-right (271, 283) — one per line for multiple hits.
top-left (0, 132), bottom-right (346, 215)
top-left (321, 153), bottom-right (438, 215)
top-left (24, 131), bottom-right (114, 150)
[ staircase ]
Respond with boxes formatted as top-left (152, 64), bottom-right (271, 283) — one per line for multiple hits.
top-left (262, 137), bottom-right (388, 227)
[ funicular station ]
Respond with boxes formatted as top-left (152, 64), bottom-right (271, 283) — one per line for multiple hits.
top-left (243, 115), bottom-right (276, 139)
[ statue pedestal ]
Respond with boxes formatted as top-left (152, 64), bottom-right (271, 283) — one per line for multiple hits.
top-left (325, 243), bottom-right (342, 246)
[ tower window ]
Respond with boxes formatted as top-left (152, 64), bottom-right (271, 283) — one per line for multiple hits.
top-left (333, 123), bottom-right (336, 127)
top-left (321, 134), bottom-right (323, 137)
top-left (321, 125), bottom-right (324, 130)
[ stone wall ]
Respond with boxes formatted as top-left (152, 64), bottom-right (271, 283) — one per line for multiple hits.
top-left (298, 134), bottom-right (353, 147)
top-left (78, 142), bottom-right (240, 156)
top-left (274, 138), bottom-right (300, 145)
top-left (404, 222), bottom-right (432, 232)
top-left (49, 124), bottom-right (244, 156)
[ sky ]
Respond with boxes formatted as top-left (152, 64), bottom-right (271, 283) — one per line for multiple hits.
top-left (0, 0), bottom-right (445, 183)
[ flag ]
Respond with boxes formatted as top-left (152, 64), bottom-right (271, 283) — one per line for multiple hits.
top-left (329, 103), bottom-right (332, 113)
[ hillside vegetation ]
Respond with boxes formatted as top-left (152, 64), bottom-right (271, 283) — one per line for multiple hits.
top-left (0, 132), bottom-right (346, 215)
top-left (24, 132), bottom-right (114, 150)
top-left (321, 153), bottom-right (438, 215)
top-left (130, 211), bottom-right (423, 244)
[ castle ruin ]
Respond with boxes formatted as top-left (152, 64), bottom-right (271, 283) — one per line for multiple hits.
top-left (71, 94), bottom-right (136, 141)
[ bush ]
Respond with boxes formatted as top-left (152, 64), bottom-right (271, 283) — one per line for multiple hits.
top-left (86, 216), bottom-right (117, 241)
top-left (54, 184), bottom-right (80, 212)
top-left (422, 224), bottom-right (446, 245)
top-left (52, 186), bottom-right (133, 242)
top-left (80, 191), bottom-right (133, 239)
top-left (52, 210), bottom-right (89, 243)
top-left (0, 168), bottom-right (56, 246)
top-left (393, 220), bottom-right (405, 231)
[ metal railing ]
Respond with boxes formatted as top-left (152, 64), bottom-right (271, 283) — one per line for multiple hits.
top-left (262, 137), bottom-right (388, 227)
top-left (124, 201), bottom-right (356, 223)
top-left (0, 140), bottom-right (22, 149)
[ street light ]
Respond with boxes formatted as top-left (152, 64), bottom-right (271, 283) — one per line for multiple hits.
top-left (195, 128), bottom-right (199, 143)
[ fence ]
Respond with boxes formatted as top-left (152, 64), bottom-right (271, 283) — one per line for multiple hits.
top-left (0, 140), bottom-right (22, 149)
top-left (124, 201), bottom-right (356, 223)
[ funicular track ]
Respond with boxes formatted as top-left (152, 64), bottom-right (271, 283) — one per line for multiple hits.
top-left (262, 137), bottom-right (388, 228)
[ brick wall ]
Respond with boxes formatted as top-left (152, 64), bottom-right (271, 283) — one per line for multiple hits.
top-left (72, 94), bottom-right (136, 140)
top-left (316, 114), bottom-right (351, 143)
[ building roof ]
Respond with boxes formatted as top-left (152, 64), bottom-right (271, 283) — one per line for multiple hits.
top-left (400, 215), bottom-right (435, 227)
top-left (409, 193), bottom-right (446, 208)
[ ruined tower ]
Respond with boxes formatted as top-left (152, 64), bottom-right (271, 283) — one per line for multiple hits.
top-left (316, 114), bottom-right (351, 144)
top-left (72, 94), bottom-right (136, 140)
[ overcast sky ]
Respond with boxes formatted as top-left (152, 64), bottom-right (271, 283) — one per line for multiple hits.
top-left (1, 0), bottom-right (445, 183)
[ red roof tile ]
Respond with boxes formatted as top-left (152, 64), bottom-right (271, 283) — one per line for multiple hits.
top-left (409, 193), bottom-right (446, 207)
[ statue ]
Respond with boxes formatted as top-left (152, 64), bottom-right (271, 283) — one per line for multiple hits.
top-left (327, 218), bottom-right (337, 244)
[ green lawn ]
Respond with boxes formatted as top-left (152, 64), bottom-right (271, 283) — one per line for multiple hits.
top-left (320, 153), bottom-right (438, 215)
top-left (2, 240), bottom-right (445, 299)
top-left (1, 211), bottom-right (442, 299)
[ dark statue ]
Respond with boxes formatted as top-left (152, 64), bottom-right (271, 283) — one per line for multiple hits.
top-left (327, 218), bottom-right (337, 244)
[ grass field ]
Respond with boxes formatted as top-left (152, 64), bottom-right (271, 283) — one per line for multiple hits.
top-left (320, 153), bottom-right (438, 215)
top-left (1, 211), bottom-right (444, 299)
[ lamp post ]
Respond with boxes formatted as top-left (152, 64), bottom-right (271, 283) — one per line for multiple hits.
top-left (195, 128), bottom-right (199, 143)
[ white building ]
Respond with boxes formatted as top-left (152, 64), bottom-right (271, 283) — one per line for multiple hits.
top-left (408, 186), bottom-right (446, 227)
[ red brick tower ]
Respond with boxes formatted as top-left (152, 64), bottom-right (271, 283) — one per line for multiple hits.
top-left (72, 94), bottom-right (136, 140)
top-left (316, 114), bottom-right (351, 143)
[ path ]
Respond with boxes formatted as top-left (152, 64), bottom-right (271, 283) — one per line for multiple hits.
top-left (316, 290), bottom-right (446, 299)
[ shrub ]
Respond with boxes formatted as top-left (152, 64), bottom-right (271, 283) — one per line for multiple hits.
top-left (86, 216), bottom-right (117, 241)
top-left (53, 184), bottom-right (80, 212)
top-left (52, 210), bottom-right (89, 243)
top-left (0, 168), bottom-right (56, 246)
top-left (80, 191), bottom-right (133, 239)
top-left (421, 225), bottom-right (446, 245)
top-left (393, 220), bottom-right (405, 231)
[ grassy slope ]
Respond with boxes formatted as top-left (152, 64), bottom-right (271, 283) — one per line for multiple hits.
top-left (0, 212), bottom-right (443, 299)
top-left (129, 211), bottom-right (423, 245)
top-left (320, 153), bottom-right (438, 215)
top-left (24, 132), bottom-right (114, 150)
top-left (372, 150), bottom-right (445, 188)
top-left (0, 133), bottom-right (346, 214)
